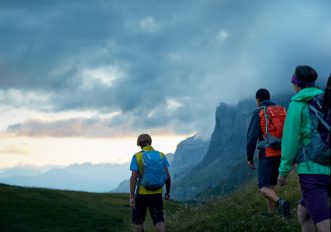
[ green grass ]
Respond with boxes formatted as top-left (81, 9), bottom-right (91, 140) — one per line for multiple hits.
top-left (167, 171), bottom-right (301, 232)
top-left (0, 171), bottom-right (301, 231)
top-left (0, 184), bottom-right (181, 232)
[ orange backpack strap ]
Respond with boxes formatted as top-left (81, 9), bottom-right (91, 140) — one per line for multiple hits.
top-left (269, 106), bottom-right (275, 117)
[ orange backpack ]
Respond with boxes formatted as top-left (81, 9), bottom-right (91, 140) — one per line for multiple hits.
top-left (258, 105), bottom-right (287, 157)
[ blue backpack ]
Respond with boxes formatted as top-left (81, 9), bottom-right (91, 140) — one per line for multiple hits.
top-left (136, 150), bottom-right (167, 190)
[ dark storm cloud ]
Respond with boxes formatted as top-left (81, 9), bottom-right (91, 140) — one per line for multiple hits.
top-left (1, 0), bottom-right (330, 136)
top-left (5, 114), bottom-right (175, 138)
top-left (6, 117), bottom-right (127, 138)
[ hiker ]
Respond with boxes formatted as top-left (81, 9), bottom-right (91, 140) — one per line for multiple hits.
top-left (129, 134), bottom-right (171, 232)
top-left (278, 65), bottom-right (330, 232)
top-left (246, 88), bottom-right (290, 217)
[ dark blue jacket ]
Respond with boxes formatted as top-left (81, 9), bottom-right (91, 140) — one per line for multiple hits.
top-left (246, 100), bottom-right (275, 161)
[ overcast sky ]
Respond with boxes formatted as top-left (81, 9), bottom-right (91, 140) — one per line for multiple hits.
top-left (0, 0), bottom-right (330, 167)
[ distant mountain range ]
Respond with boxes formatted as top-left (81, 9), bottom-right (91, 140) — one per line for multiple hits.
top-left (112, 179), bottom-right (130, 193)
top-left (0, 166), bottom-right (47, 179)
top-left (0, 163), bottom-right (130, 192)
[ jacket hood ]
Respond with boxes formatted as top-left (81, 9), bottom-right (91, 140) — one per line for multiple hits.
top-left (291, 87), bottom-right (324, 102)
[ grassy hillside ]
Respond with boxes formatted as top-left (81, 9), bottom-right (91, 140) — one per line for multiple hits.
top-left (0, 184), bottom-right (181, 232)
top-left (0, 171), bottom-right (301, 232)
top-left (167, 171), bottom-right (301, 232)
top-left (196, 161), bottom-right (257, 200)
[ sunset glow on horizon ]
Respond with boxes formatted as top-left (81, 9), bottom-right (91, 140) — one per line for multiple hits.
top-left (0, 134), bottom-right (189, 169)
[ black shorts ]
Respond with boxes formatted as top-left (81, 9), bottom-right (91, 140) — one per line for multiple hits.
top-left (132, 194), bottom-right (164, 225)
top-left (258, 155), bottom-right (280, 189)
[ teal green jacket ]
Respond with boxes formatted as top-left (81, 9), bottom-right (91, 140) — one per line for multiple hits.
top-left (279, 87), bottom-right (330, 177)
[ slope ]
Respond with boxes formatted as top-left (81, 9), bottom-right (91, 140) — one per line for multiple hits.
top-left (167, 171), bottom-right (301, 232)
top-left (0, 170), bottom-right (302, 232)
top-left (0, 184), bottom-right (181, 232)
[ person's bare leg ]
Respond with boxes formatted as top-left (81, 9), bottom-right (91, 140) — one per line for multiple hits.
top-left (266, 199), bottom-right (277, 214)
top-left (266, 186), bottom-right (277, 214)
top-left (155, 222), bottom-right (166, 232)
top-left (260, 186), bottom-right (280, 202)
top-left (315, 219), bottom-right (330, 232)
top-left (297, 204), bottom-right (316, 232)
top-left (260, 186), bottom-right (279, 213)
top-left (136, 224), bottom-right (144, 232)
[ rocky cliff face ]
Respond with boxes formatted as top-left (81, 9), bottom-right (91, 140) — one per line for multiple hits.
top-left (112, 179), bottom-right (130, 193)
top-left (170, 136), bottom-right (209, 181)
top-left (171, 96), bottom-right (290, 201)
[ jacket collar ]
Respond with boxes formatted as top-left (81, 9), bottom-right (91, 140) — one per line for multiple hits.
top-left (142, 145), bottom-right (154, 152)
top-left (291, 87), bottom-right (323, 102)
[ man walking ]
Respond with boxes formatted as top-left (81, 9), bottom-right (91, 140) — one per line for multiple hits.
top-left (246, 88), bottom-right (290, 217)
top-left (130, 134), bottom-right (171, 232)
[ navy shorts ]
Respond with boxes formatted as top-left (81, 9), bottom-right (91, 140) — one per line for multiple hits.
top-left (258, 155), bottom-right (280, 189)
top-left (299, 174), bottom-right (331, 224)
top-left (132, 194), bottom-right (164, 225)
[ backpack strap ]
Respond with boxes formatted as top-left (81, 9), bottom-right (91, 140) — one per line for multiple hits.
top-left (309, 104), bottom-right (331, 131)
top-left (134, 152), bottom-right (145, 192)
top-left (323, 75), bottom-right (331, 114)
top-left (268, 107), bottom-right (274, 117)
top-left (135, 152), bottom-right (144, 176)
top-left (259, 106), bottom-right (269, 136)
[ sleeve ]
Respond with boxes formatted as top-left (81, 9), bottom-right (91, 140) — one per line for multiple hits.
top-left (160, 152), bottom-right (170, 168)
top-left (129, 155), bottom-right (139, 171)
top-left (279, 102), bottom-right (302, 177)
top-left (246, 109), bottom-right (261, 161)
top-left (164, 156), bottom-right (170, 168)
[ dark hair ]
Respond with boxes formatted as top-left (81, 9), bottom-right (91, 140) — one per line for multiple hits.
top-left (294, 65), bottom-right (318, 88)
top-left (137, 134), bottom-right (152, 147)
top-left (256, 88), bottom-right (270, 101)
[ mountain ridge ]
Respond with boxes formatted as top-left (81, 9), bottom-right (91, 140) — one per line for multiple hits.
top-left (171, 95), bottom-right (291, 201)
top-left (0, 163), bottom-right (130, 192)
